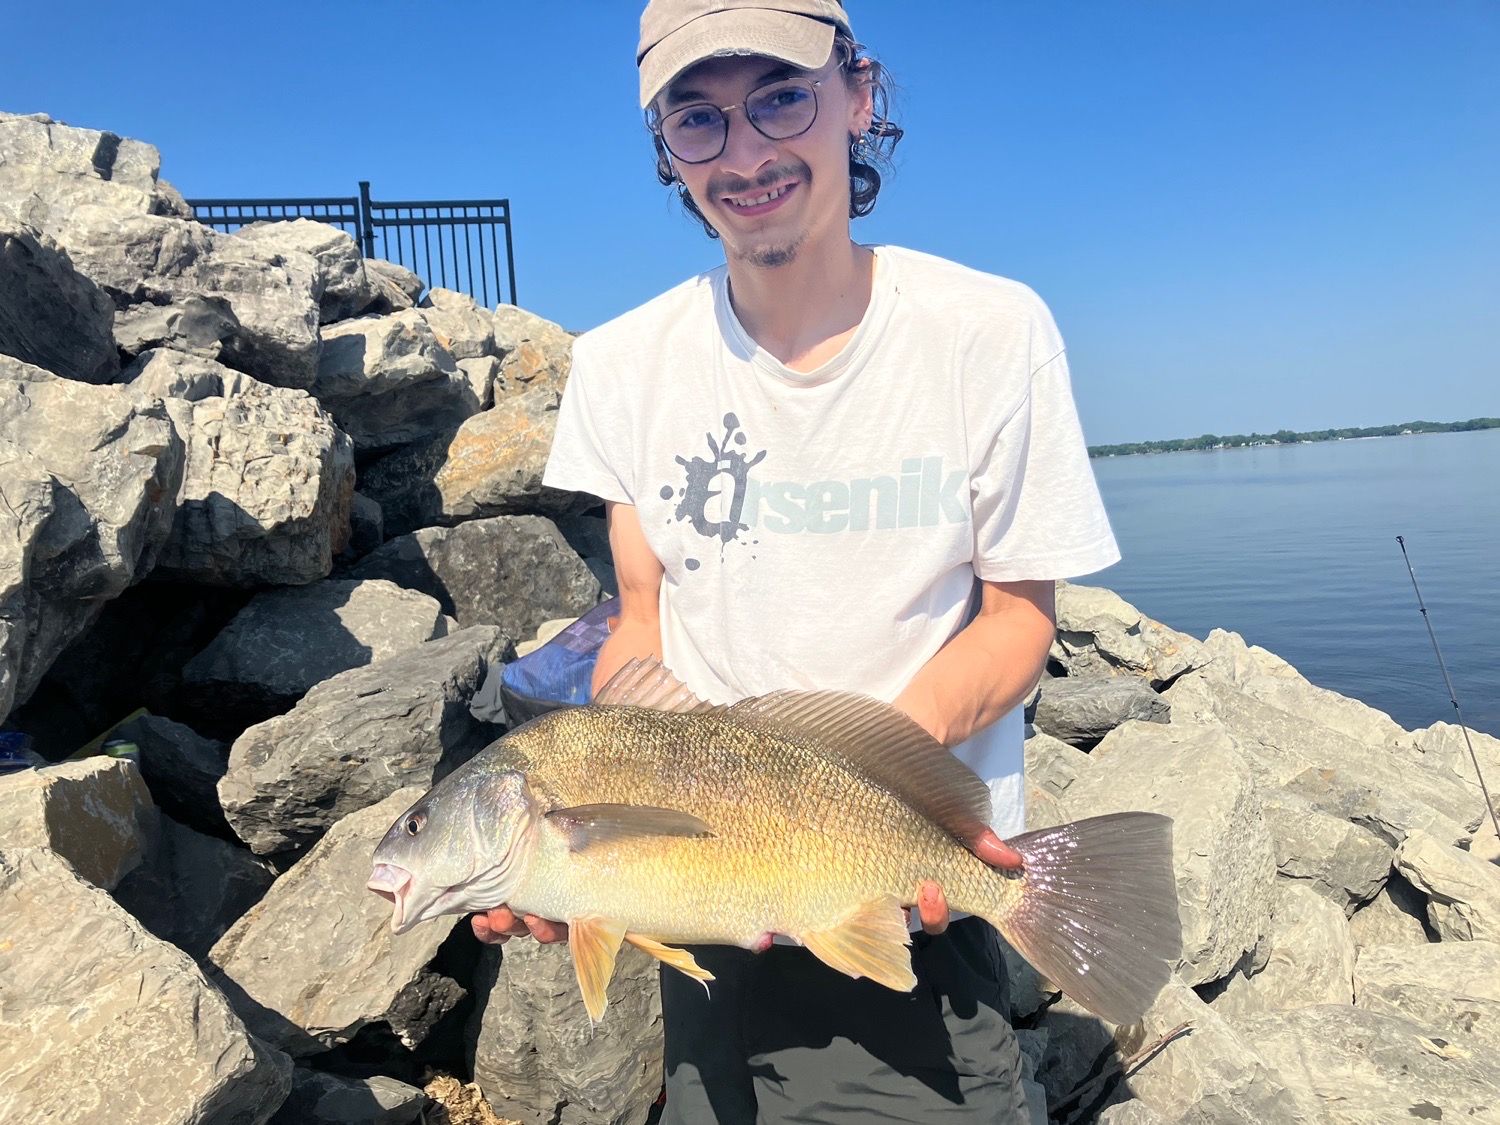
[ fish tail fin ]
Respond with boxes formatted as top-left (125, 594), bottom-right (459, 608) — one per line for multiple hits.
top-left (978, 812), bottom-right (1181, 1026)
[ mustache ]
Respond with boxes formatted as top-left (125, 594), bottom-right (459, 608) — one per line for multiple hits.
top-left (708, 163), bottom-right (808, 197)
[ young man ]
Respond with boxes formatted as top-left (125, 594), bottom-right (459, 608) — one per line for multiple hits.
top-left (474, 1), bottom-right (1120, 1119)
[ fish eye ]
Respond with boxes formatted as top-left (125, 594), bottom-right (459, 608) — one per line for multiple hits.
top-left (404, 812), bottom-right (427, 836)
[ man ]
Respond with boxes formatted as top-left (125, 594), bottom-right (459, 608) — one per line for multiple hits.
top-left (474, 1), bottom-right (1120, 1120)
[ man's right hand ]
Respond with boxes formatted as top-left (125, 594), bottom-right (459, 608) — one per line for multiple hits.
top-left (471, 906), bottom-right (570, 945)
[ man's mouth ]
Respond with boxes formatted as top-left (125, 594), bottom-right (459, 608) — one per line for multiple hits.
top-left (722, 182), bottom-right (798, 215)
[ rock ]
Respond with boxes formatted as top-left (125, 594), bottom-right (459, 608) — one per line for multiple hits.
top-left (1355, 941), bottom-right (1500, 1054)
top-left (468, 938), bottom-right (663, 1125)
top-left (1257, 789), bottom-right (1392, 912)
top-left (124, 355), bottom-right (356, 586)
top-left (0, 364), bottom-right (185, 718)
top-left (1349, 870), bottom-right (1437, 950)
top-left (1231, 1003), bottom-right (1500, 1124)
top-left (1032, 675), bottom-right (1169, 746)
top-left (182, 578), bottom-right (447, 723)
top-left (419, 288), bottom-right (498, 360)
top-left (1096, 1101), bottom-right (1167, 1124)
top-left (489, 304), bottom-right (573, 399)
top-left (1023, 727), bottom-right (1095, 801)
top-left (345, 515), bottom-right (601, 643)
top-left (1061, 720), bottom-right (1276, 986)
top-left (360, 386), bottom-right (586, 537)
top-left (0, 214), bottom-right (118, 382)
top-left (111, 713), bottom-right (231, 837)
top-left (343, 491), bottom-right (385, 561)
top-left (366, 258), bottom-right (424, 310)
top-left (1410, 720), bottom-right (1500, 789)
top-left (314, 309), bottom-right (479, 453)
top-left (1050, 582), bottom-right (1208, 687)
top-left (268, 1069), bottom-right (428, 1125)
top-left (235, 219), bottom-right (382, 325)
top-left (0, 756), bottom-right (154, 889)
top-left (1213, 881), bottom-right (1355, 1016)
top-left (456, 355), bottom-right (500, 411)
top-left (219, 626), bottom-right (504, 856)
top-left (0, 111), bottom-right (162, 231)
top-left (0, 845), bottom-right (292, 1123)
top-left (1396, 830), bottom-right (1500, 941)
top-left (112, 813), bottom-right (276, 960)
top-left (122, 345), bottom-right (261, 400)
top-left (209, 788), bottom-right (466, 1057)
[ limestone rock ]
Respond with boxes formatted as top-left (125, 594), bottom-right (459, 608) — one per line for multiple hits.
top-left (235, 219), bottom-right (382, 325)
top-left (1096, 1101), bottom-right (1167, 1124)
top-left (1023, 726), bottom-right (1095, 801)
top-left (0, 111), bottom-right (161, 231)
top-left (490, 304), bottom-right (574, 399)
top-left (0, 846), bottom-right (292, 1123)
top-left (419, 288), bottom-right (498, 360)
top-left (366, 258), bottom-right (424, 310)
top-left (343, 490), bottom-right (385, 561)
top-left (1410, 720), bottom-right (1500, 789)
top-left (1349, 870), bottom-right (1437, 950)
top-left (468, 938), bottom-right (663, 1125)
top-left (1213, 881), bottom-right (1355, 1016)
top-left (1354, 941), bottom-right (1500, 1056)
top-left (268, 1069), bottom-right (428, 1124)
top-left (1396, 830), bottom-right (1500, 941)
top-left (219, 627), bottom-right (504, 856)
top-left (209, 788), bottom-right (466, 1057)
top-left (1050, 582), bottom-right (1207, 686)
top-left (1032, 675), bottom-right (1169, 746)
top-left (111, 712), bottom-right (231, 837)
top-left (0, 214), bottom-right (118, 382)
top-left (345, 515), bottom-right (601, 643)
top-left (1258, 789), bottom-right (1392, 912)
top-left (0, 756), bottom-right (154, 889)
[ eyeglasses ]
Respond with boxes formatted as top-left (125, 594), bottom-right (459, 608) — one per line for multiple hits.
top-left (653, 77), bottom-right (826, 165)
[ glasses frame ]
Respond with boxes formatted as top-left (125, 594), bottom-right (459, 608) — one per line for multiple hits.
top-left (652, 76), bottom-right (828, 166)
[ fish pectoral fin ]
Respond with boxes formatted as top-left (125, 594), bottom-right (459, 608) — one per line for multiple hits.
top-left (546, 803), bottom-right (715, 851)
top-left (799, 897), bottom-right (916, 993)
top-left (569, 916), bottom-right (628, 1023)
top-left (625, 935), bottom-right (716, 988)
top-left (593, 656), bottom-right (716, 713)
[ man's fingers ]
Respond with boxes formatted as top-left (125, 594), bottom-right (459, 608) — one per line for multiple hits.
top-left (917, 881), bottom-right (950, 935)
top-left (974, 829), bottom-right (1025, 871)
top-left (524, 914), bottom-right (571, 944)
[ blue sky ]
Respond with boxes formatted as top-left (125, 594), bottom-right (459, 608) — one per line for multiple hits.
top-left (7, 2), bottom-right (1496, 445)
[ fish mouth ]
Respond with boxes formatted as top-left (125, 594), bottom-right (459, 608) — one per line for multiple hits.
top-left (367, 862), bottom-right (415, 933)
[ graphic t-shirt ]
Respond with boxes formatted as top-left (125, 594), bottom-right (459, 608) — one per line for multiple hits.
top-left (542, 245), bottom-right (1120, 838)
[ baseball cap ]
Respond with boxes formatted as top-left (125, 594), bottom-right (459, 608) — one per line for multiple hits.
top-left (638, 0), bottom-right (854, 109)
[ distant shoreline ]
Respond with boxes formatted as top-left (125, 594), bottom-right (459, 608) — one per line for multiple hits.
top-left (1088, 417), bottom-right (1499, 459)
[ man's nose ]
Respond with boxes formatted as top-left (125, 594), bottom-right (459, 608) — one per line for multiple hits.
top-left (718, 110), bottom-right (778, 178)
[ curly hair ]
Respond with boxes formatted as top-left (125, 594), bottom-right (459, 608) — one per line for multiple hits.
top-left (649, 32), bottom-right (903, 240)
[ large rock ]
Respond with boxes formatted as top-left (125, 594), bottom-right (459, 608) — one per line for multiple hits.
top-left (1060, 720), bottom-right (1276, 985)
top-left (111, 712), bottom-right (231, 837)
top-left (419, 288), bottom-right (498, 360)
top-left (1349, 870), bottom-right (1436, 950)
top-left (1023, 726), bottom-right (1095, 801)
top-left (1212, 881), bottom-right (1355, 1016)
top-left (181, 578), bottom-right (447, 722)
top-left (1257, 789), bottom-right (1392, 912)
top-left (1050, 582), bottom-right (1207, 687)
top-left (234, 219), bottom-right (382, 325)
top-left (209, 788), bottom-right (467, 1057)
top-left (346, 515), bottom-right (601, 642)
top-left (0, 845), bottom-right (292, 1123)
top-left (0, 111), bottom-right (164, 230)
top-left (1032, 675), bottom-right (1169, 746)
top-left (1355, 941), bottom-right (1500, 1053)
top-left (468, 938), bottom-right (663, 1125)
top-left (489, 304), bottom-right (573, 399)
top-left (1410, 720), bottom-right (1500, 788)
top-left (0, 214), bottom-right (118, 382)
top-left (268, 1069), bottom-right (428, 1125)
top-left (1396, 830), bottom-right (1500, 941)
top-left (219, 626), bottom-right (505, 856)
top-left (123, 351), bottom-right (356, 586)
top-left (0, 363), bottom-right (185, 718)
top-left (360, 385), bottom-right (585, 537)
top-left (0, 756), bottom-right (154, 889)
top-left (1231, 1003), bottom-right (1500, 1124)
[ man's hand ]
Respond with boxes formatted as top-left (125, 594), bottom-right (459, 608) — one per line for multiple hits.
top-left (914, 827), bottom-right (1024, 935)
top-left (471, 906), bottom-right (570, 945)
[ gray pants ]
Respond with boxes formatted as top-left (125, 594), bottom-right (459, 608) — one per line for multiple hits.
top-left (660, 918), bottom-right (1028, 1124)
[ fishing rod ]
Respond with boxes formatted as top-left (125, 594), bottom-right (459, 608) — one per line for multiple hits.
top-left (1395, 535), bottom-right (1500, 846)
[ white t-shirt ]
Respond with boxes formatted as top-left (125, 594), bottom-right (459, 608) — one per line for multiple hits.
top-left (542, 245), bottom-right (1119, 838)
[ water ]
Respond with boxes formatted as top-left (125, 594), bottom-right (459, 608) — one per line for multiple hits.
top-left (1089, 428), bottom-right (1500, 736)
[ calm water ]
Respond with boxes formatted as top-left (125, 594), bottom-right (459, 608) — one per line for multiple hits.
top-left (1089, 429), bottom-right (1500, 736)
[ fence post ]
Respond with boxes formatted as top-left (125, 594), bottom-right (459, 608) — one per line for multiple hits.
top-left (358, 181), bottom-right (376, 259)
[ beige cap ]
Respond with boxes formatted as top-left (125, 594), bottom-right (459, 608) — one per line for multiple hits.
top-left (638, 0), bottom-right (853, 109)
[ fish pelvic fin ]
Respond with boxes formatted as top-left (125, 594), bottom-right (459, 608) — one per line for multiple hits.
top-left (569, 916), bottom-right (628, 1023)
top-left (799, 897), bottom-right (916, 993)
top-left (982, 812), bottom-right (1182, 1027)
top-left (625, 934), bottom-right (715, 992)
top-left (545, 803), bottom-right (715, 851)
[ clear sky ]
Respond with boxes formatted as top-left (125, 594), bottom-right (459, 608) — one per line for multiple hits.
top-left (6, 2), bottom-right (1496, 445)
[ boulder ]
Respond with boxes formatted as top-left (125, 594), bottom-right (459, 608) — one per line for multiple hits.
top-left (111, 712), bottom-right (231, 837)
top-left (468, 938), bottom-right (663, 1125)
top-left (234, 219), bottom-right (382, 325)
top-left (0, 756), bottom-right (154, 889)
top-left (1060, 720), bottom-right (1276, 985)
top-left (0, 214), bottom-right (118, 381)
top-left (1023, 726), bottom-right (1095, 801)
top-left (0, 111), bottom-right (162, 231)
top-left (1231, 1003), bottom-right (1500, 1124)
top-left (1032, 675), bottom-right (1169, 746)
top-left (1257, 789), bottom-right (1392, 912)
top-left (0, 845), bottom-right (292, 1123)
top-left (489, 303), bottom-right (573, 399)
top-left (219, 626), bottom-right (504, 856)
top-left (1354, 941), bottom-right (1500, 1053)
top-left (1409, 720), bottom-right (1500, 789)
top-left (1348, 870), bottom-right (1436, 950)
top-left (1050, 582), bottom-right (1207, 687)
top-left (456, 355), bottom-right (500, 412)
top-left (345, 515), bottom-right (601, 643)
top-left (1396, 830), bottom-right (1500, 941)
top-left (1212, 881), bottom-right (1355, 1016)
top-left (343, 491), bottom-right (386, 561)
top-left (208, 788), bottom-right (467, 1057)
top-left (0, 363), bottom-right (185, 718)
top-left (181, 578), bottom-right (447, 723)
top-left (419, 288), bottom-right (498, 360)
top-left (1096, 1101), bottom-right (1167, 1124)
top-left (365, 258), bottom-right (424, 310)
top-left (112, 813), bottom-right (276, 960)
top-left (268, 1069), bottom-right (428, 1125)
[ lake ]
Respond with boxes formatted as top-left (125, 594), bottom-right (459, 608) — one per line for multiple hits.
top-left (1088, 428), bottom-right (1500, 737)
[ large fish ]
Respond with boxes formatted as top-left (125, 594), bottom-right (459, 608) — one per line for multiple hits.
top-left (368, 658), bottom-right (1181, 1025)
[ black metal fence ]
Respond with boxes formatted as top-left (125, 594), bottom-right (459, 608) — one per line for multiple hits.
top-left (189, 181), bottom-right (517, 308)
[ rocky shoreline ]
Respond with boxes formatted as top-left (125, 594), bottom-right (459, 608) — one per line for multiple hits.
top-left (2, 109), bottom-right (1498, 1124)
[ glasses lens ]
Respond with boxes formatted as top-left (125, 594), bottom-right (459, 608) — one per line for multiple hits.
top-left (746, 79), bottom-right (818, 140)
top-left (661, 105), bottom-right (726, 163)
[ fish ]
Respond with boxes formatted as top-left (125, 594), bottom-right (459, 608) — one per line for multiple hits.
top-left (368, 657), bottom-right (1182, 1025)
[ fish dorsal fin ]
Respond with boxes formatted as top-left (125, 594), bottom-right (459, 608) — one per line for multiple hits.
top-left (545, 803), bottom-right (715, 851)
top-left (593, 656), bottom-right (717, 713)
top-left (725, 690), bottom-right (993, 846)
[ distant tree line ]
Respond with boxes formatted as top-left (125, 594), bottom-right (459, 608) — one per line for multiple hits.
top-left (1088, 418), bottom-right (1500, 458)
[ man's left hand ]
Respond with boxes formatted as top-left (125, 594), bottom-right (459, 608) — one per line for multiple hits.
top-left (915, 827), bottom-right (1024, 935)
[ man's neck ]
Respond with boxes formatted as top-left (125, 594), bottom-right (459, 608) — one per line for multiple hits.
top-left (725, 236), bottom-right (875, 374)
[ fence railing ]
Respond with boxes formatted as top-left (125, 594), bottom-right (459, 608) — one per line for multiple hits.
top-left (188, 181), bottom-right (517, 308)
